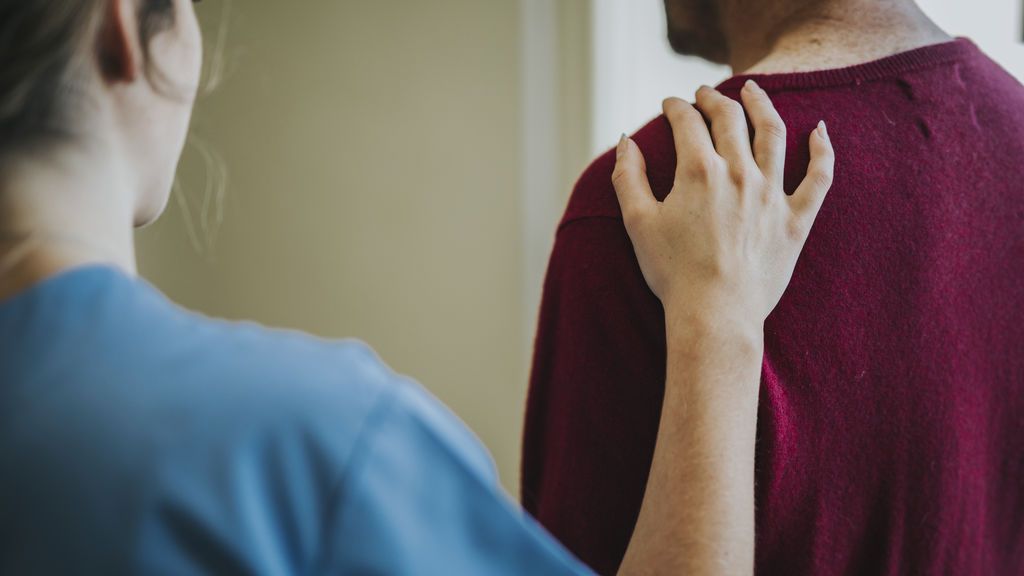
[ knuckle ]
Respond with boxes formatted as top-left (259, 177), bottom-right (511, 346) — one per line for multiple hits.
top-left (818, 145), bottom-right (836, 163)
top-left (811, 168), bottom-right (834, 190)
top-left (712, 107), bottom-right (747, 133)
top-left (611, 165), bottom-right (630, 187)
top-left (728, 163), bottom-right (756, 186)
top-left (719, 98), bottom-right (744, 119)
top-left (684, 155), bottom-right (719, 181)
top-left (759, 119), bottom-right (787, 141)
top-left (728, 165), bottom-right (747, 185)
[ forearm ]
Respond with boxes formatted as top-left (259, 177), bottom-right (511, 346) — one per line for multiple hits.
top-left (619, 307), bottom-right (763, 576)
top-left (611, 81), bottom-right (832, 576)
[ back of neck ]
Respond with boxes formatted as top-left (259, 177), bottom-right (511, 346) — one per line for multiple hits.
top-left (0, 146), bottom-right (138, 303)
top-left (729, 0), bottom-right (951, 74)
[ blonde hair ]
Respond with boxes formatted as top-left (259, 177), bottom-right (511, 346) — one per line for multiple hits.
top-left (0, 0), bottom-right (179, 156)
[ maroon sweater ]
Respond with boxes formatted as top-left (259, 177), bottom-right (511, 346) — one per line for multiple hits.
top-left (522, 39), bottom-right (1024, 575)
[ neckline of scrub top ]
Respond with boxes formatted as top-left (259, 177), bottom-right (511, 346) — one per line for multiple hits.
top-left (0, 264), bottom-right (130, 312)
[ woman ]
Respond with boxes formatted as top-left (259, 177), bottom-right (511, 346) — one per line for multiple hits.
top-left (0, 0), bottom-right (833, 574)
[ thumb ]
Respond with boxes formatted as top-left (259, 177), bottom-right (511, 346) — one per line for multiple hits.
top-left (611, 135), bottom-right (656, 227)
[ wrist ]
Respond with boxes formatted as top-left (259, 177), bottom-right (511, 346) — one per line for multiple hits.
top-left (663, 305), bottom-right (761, 362)
top-left (664, 302), bottom-right (764, 352)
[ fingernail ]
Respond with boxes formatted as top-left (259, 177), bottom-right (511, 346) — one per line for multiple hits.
top-left (817, 120), bottom-right (828, 140)
top-left (744, 79), bottom-right (764, 93)
top-left (616, 133), bottom-right (628, 158)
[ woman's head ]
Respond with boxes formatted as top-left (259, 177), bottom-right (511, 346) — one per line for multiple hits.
top-left (0, 0), bottom-right (203, 225)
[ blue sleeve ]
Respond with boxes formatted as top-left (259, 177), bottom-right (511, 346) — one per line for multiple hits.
top-left (321, 382), bottom-right (592, 575)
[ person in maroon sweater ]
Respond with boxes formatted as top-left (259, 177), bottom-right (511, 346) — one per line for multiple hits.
top-left (521, 0), bottom-right (1024, 574)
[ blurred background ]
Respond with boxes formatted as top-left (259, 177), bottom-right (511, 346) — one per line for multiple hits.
top-left (137, 0), bottom-right (1024, 493)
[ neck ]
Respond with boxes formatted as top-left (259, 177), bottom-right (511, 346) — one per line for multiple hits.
top-left (724, 0), bottom-right (951, 74)
top-left (0, 141), bottom-right (138, 301)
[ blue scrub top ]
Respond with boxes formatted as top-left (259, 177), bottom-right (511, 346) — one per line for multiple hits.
top-left (0, 266), bottom-right (591, 575)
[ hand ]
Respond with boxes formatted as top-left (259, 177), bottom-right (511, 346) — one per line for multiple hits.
top-left (615, 82), bottom-right (833, 576)
top-left (612, 81), bottom-right (835, 328)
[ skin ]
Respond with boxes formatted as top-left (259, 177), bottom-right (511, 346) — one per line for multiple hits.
top-left (615, 85), bottom-right (835, 575)
top-left (664, 0), bottom-right (951, 73)
top-left (610, 1), bottom-right (941, 572)
top-left (0, 0), bottom-right (202, 301)
top-left (0, 0), bottom-right (835, 573)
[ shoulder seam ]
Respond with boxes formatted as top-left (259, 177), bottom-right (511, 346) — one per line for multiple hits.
top-left (311, 381), bottom-right (402, 571)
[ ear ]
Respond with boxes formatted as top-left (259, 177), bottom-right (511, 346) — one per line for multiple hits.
top-left (97, 0), bottom-right (142, 82)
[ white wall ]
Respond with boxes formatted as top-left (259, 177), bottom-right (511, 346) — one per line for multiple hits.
top-left (919, 0), bottom-right (1024, 80)
top-left (591, 0), bottom-right (726, 155)
top-left (591, 0), bottom-right (1024, 155)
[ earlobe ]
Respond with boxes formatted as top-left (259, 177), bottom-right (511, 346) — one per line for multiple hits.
top-left (97, 0), bottom-right (141, 82)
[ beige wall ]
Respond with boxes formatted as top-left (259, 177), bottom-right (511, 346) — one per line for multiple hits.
top-left (137, 1), bottom-right (591, 492)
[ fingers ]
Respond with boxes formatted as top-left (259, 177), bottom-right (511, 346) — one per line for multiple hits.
top-left (740, 80), bottom-right (787, 185)
top-left (694, 86), bottom-right (756, 170)
top-left (612, 134), bottom-right (656, 226)
top-left (662, 97), bottom-right (717, 184)
top-left (789, 121), bottom-right (835, 225)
